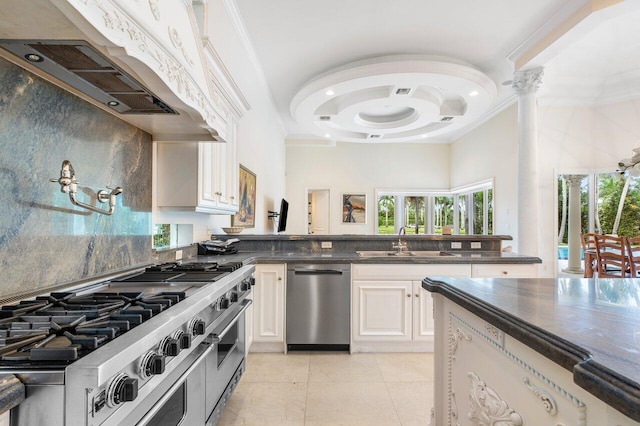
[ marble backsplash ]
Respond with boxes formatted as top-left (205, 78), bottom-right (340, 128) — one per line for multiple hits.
top-left (0, 56), bottom-right (153, 298)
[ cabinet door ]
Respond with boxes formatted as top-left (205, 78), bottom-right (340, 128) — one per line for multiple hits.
top-left (412, 281), bottom-right (434, 341)
top-left (213, 142), bottom-right (227, 205)
top-left (352, 280), bottom-right (412, 342)
top-left (225, 118), bottom-right (239, 208)
top-left (471, 264), bottom-right (538, 278)
top-left (253, 264), bottom-right (285, 342)
top-left (197, 142), bottom-right (218, 207)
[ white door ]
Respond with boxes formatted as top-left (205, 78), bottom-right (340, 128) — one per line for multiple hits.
top-left (308, 189), bottom-right (330, 234)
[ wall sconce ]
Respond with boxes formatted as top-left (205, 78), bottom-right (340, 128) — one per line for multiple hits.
top-left (50, 160), bottom-right (123, 215)
top-left (617, 147), bottom-right (640, 177)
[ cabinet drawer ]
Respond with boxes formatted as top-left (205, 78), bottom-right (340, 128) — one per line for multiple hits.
top-left (352, 264), bottom-right (471, 280)
top-left (471, 264), bottom-right (537, 278)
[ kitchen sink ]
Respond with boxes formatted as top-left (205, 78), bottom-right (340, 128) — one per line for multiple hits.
top-left (356, 250), bottom-right (457, 257)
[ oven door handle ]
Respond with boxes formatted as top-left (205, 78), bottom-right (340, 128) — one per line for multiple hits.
top-left (137, 341), bottom-right (215, 425)
top-left (213, 299), bottom-right (252, 340)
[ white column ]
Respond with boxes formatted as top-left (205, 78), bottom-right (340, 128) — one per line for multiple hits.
top-left (563, 175), bottom-right (585, 274)
top-left (513, 67), bottom-right (544, 256)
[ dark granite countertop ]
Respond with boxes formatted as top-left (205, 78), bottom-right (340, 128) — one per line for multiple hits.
top-left (196, 250), bottom-right (540, 265)
top-left (422, 276), bottom-right (640, 421)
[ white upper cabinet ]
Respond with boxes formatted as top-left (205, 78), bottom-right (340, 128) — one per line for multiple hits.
top-left (157, 129), bottom-right (239, 214)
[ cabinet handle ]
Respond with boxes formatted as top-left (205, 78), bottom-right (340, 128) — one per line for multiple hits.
top-left (230, 196), bottom-right (235, 200)
top-left (407, 294), bottom-right (411, 298)
top-left (215, 192), bottom-right (222, 196)
top-left (415, 293), bottom-right (420, 298)
top-left (277, 277), bottom-right (282, 281)
top-left (502, 271), bottom-right (508, 275)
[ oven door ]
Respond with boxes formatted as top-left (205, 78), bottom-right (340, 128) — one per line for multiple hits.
top-left (205, 299), bottom-right (251, 423)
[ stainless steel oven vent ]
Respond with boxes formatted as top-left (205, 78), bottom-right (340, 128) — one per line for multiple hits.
top-left (0, 40), bottom-right (177, 115)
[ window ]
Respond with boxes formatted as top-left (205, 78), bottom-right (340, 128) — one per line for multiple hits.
top-left (375, 180), bottom-right (494, 235)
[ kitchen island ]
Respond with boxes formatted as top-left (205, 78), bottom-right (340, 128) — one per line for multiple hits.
top-left (423, 276), bottom-right (640, 425)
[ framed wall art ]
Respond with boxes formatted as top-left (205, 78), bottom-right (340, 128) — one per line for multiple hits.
top-left (342, 193), bottom-right (366, 224)
top-left (233, 165), bottom-right (256, 228)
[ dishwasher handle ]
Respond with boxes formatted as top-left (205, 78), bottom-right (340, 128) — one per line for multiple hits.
top-left (293, 268), bottom-right (345, 275)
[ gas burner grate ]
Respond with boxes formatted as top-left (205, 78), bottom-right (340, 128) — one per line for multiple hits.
top-left (216, 262), bottom-right (243, 272)
top-left (0, 290), bottom-right (186, 363)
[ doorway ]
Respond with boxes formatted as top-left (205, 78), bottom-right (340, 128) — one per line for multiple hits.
top-left (307, 189), bottom-right (330, 234)
top-left (556, 171), bottom-right (640, 275)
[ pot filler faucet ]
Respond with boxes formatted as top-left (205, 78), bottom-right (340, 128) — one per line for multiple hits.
top-left (393, 226), bottom-right (407, 254)
top-left (50, 160), bottom-right (123, 215)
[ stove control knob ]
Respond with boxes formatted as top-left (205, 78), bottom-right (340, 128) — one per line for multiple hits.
top-left (118, 378), bottom-right (138, 403)
top-left (241, 278), bottom-right (253, 291)
top-left (140, 352), bottom-right (165, 379)
top-left (230, 292), bottom-right (239, 303)
top-left (107, 373), bottom-right (138, 407)
top-left (160, 337), bottom-right (180, 357)
top-left (180, 333), bottom-right (192, 349)
top-left (219, 297), bottom-right (230, 309)
top-left (188, 318), bottom-right (206, 336)
top-left (172, 330), bottom-right (192, 349)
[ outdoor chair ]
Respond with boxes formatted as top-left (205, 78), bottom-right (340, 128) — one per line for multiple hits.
top-left (625, 236), bottom-right (640, 277)
top-left (580, 233), bottom-right (598, 278)
top-left (595, 234), bottom-right (628, 278)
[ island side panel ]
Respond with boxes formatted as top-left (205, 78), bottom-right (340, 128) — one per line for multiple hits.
top-left (431, 293), bottom-right (636, 426)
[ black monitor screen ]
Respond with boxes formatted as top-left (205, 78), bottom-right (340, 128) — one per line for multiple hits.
top-left (277, 199), bottom-right (288, 233)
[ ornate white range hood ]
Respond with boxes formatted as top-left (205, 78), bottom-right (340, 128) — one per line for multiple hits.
top-left (0, 0), bottom-right (243, 142)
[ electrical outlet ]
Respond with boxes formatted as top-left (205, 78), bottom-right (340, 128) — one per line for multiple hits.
top-left (321, 241), bottom-right (332, 249)
top-left (175, 250), bottom-right (183, 260)
top-left (471, 242), bottom-right (482, 249)
top-left (451, 242), bottom-right (462, 249)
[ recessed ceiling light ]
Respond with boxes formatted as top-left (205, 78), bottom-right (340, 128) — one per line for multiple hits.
top-left (324, 133), bottom-right (331, 138)
top-left (502, 80), bottom-right (513, 86)
top-left (107, 101), bottom-right (120, 107)
top-left (325, 90), bottom-right (334, 96)
top-left (469, 90), bottom-right (479, 97)
top-left (421, 134), bottom-right (427, 138)
top-left (24, 53), bottom-right (43, 63)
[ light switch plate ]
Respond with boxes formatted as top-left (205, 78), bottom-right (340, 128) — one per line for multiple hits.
top-left (321, 241), bottom-right (332, 249)
top-left (471, 242), bottom-right (482, 249)
top-left (175, 250), bottom-right (183, 260)
top-left (451, 242), bottom-right (462, 249)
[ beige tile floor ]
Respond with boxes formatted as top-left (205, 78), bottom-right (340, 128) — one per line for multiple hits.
top-left (218, 352), bottom-right (434, 426)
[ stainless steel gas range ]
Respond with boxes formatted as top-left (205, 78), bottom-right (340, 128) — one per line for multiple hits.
top-left (0, 261), bottom-right (254, 426)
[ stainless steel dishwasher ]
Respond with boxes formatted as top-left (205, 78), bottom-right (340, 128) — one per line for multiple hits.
top-left (286, 264), bottom-right (350, 350)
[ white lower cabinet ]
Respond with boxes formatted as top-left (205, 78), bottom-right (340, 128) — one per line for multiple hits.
top-left (351, 264), bottom-right (471, 352)
top-left (251, 264), bottom-right (285, 351)
top-left (432, 294), bottom-right (638, 426)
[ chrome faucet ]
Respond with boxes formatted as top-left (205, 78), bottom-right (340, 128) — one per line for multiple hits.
top-left (50, 160), bottom-right (123, 215)
top-left (393, 226), bottom-right (407, 254)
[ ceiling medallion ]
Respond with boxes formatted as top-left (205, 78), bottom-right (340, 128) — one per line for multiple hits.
top-left (290, 55), bottom-right (497, 143)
